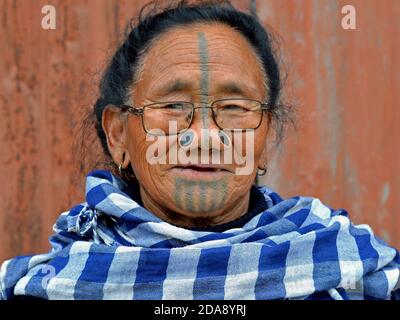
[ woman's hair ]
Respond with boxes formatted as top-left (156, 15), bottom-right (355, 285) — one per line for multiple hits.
top-left (78, 0), bottom-right (294, 179)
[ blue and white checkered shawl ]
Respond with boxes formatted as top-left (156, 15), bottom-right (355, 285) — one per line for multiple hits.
top-left (1, 169), bottom-right (399, 300)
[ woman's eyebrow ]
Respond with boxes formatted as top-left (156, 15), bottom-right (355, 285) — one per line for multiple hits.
top-left (156, 80), bottom-right (255, 97)
top-left (217, 82), bottom-right (245, 95)
top-left (158, 79), bottom-right (192, 96)
top-left (217, 81), bottom-right (256, 96)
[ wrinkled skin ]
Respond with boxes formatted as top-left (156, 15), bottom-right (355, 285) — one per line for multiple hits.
top-left (102, 23), bottom-right (271, 228)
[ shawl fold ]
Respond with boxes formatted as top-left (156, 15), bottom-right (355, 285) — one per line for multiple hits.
top-left (1, 169), bottom-right (399, 300)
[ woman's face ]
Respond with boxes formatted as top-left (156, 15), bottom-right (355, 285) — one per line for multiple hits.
top-left (105, 23), bottom-right (270, 227)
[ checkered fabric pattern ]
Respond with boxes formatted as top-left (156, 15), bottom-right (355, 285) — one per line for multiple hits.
top-left (1, 170), bottom-right (399, 300)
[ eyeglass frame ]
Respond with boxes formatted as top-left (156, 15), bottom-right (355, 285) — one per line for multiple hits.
top-left (119, 98), bottom-right (272, 135)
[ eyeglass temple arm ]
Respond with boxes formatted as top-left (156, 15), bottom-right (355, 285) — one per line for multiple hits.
top-left (120, 105), bottom-right (144, 115)
top-left (261, 103), bottom-right (272, 111)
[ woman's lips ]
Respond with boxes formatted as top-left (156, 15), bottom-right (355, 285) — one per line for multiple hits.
top-left (170, 165), bottom-right (232, 178)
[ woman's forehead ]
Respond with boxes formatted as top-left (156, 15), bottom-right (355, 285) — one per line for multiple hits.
top-left (136, 23), bottom-right (265, 98)
top-left (143, 22), bottom-right (262, 68)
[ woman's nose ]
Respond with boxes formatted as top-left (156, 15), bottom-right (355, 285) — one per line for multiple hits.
top-left (188, 107), bottom-right (230, 151)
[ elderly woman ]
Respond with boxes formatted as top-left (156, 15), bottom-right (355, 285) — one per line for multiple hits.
top-left (1, 0), bottom-right (399, 300)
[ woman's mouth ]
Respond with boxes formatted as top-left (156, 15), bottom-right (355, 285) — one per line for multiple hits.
top-left (170, 165), bottom-right (232, 178)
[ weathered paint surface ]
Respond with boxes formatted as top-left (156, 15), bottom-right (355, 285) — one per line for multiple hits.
top-left (0, 0), bottom-right (399, 262)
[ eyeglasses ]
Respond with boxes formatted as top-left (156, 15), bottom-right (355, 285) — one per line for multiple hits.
top-left (120, 98), bottom-right (271, 136)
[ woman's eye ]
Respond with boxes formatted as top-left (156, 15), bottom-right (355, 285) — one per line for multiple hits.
top-left (223, 105), bottom-right (248, 112)
top-left (164, 103), bottom-right (185, 110)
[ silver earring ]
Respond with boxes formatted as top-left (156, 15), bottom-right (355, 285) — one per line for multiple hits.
top-left (118, 152), bottom-right (125, 176)
top-left (257, 165), bottom-right (267, 176)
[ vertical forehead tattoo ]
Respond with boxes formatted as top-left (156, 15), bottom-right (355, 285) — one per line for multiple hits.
top-left (197, 32), bottom-right (209, 129)
top-left (171, 33), bottom-right (229, 214)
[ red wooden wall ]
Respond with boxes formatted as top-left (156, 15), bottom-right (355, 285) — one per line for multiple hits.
top-left (1, 0), bottom-right (399, 262)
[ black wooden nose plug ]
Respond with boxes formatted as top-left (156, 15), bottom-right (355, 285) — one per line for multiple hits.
top-left (218, 130), bottom-right (231, 147)
top-left (179, 130), bottom-right (195, 148)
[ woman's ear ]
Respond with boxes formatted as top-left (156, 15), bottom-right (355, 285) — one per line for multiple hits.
top-left (258, 144), bottom-right (268, 170)
top-left (102, 105), bottom-right (129, 166)
top-left (257, 113), bottom-right (272, 170)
